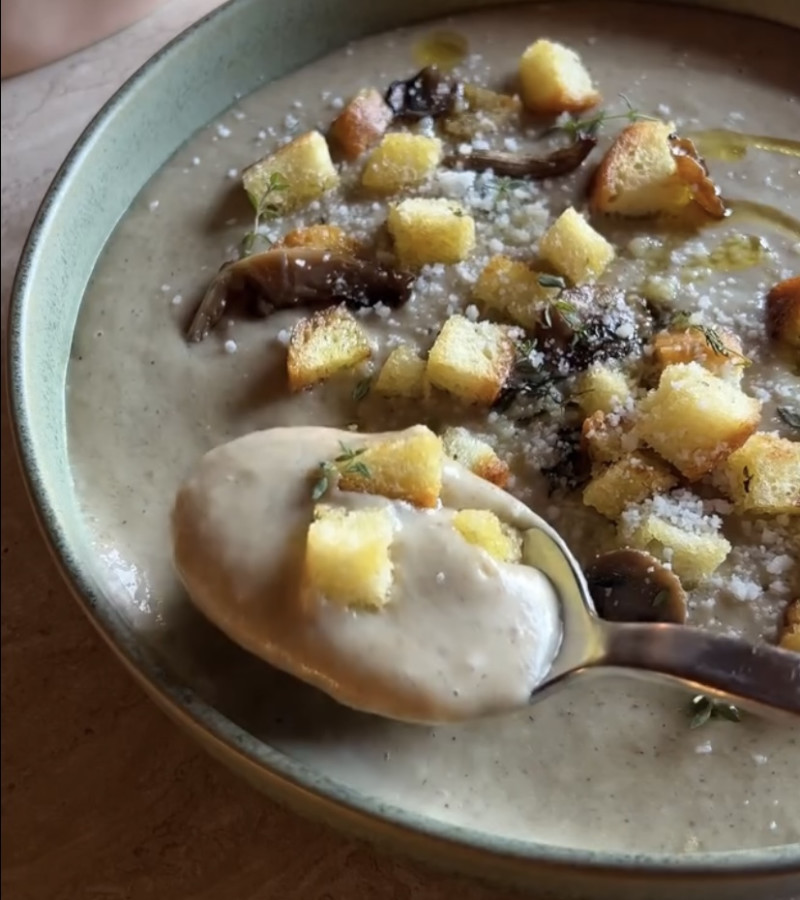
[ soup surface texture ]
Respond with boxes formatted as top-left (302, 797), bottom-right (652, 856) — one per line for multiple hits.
top-left (67, 1), bottom-right (799, 854)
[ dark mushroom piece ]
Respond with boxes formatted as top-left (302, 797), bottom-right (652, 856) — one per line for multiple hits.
top-left (384, 66), bottom-right (461, 120)
top-left (186, 248), bottom-right (415, 343)
top-left (585, 549), bottom-right (687, 624)
top-left (444, 135), bottom-right (597, 180)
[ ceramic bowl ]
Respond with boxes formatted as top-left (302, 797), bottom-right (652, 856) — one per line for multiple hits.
top-left (7, 1), bottom-right (800, 897)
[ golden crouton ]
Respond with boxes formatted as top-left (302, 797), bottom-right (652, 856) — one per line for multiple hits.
top-left (583, 451), bottom-right (678, 520)
top-left (581, 410), bottom-right (637, 466)
top-left (577, 364), bottom-right (633, 416)
top-left (305, 505), bottom-right (394, 609)
top-left (636, 362), bottom-right (761, 480)
top-left (444, 84), bottom-right (521, 139)
top-left (426, 315), bottom-right (515, 405)
top-left (441, 426), bottom-right (510, 487)
top-left (779, 600), bottom-right (800, 652)
top-left (242, 130), bottom-right (339, 214)
top-left (720, 432), bottom-right (800, 516)
top-left (361, 133), bottom-right (443, 194)
top-left (623, 515), bottom-right (731, 586)
top-left (337, 425), bottom-right (443, 508)
top-left (473, 255), bottom-right (557, 328)
top-left (452, 509), bottom-right (522, 563)
top-left (387, 198), bottom-right (476, 267)
top-left (373, 345), bottom-right (428, 399)
top-left (287, 306), bottom-right (371, 391)
top-left (590, 121), bottom-right (692, 217)
top-left (538, 207), bottom-right (615, 284)
top-left (274, 224), bottom-right (361, 255)
top-left (329, 88), bottom-right (394, 160)
top-left (766, 276), bottom-right (800, 349)
top-left (651, 328), bottom-right (747, 379)
top-left (518, 39), bottom-right (601, 114)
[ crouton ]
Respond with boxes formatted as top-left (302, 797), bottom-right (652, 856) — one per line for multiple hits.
top-left (329, 88), bottom-right (394, 160)
top-left (441, 426), bottom-right (510, 487)
top-left (720, 432), bottom-right (800, 515)
top-left (766, 276), bottom-right (800, 349)
top-left (337, 425), bottom-right (443, 508)
top-left (576, 364), bottom-right (633, 416)
top-left (242, 130), bottom-right (339, 214)
top-left (473, 255), bottom-right (557, 328)
top-left (274, 224), bottom-right (361, 255)
top-left (426, 315), bottom-right (515, 405)
top-left (361, 133), bottom-right (443, 194)
top-left (373, 345), bottom-right (428, 399)
top-left (583, 451), bottom-right (678, 520)
top-left (305, 505), bottom-right (394, 608)
top-left (581, 410), bottom-right (637, 466)
top-left (287, 306), bottom-right (371, 391)
top-left (651, 328), bottom-right (747, 381)
top-left (387, 198), bottom-right (476, 267)
top-left (538, 207), bottom-right (615, 284)
top-left (518, 39), bottom-right (600, 114)
top-left (444, 84), bottom-right (521, 139)
top-left (779, 600), bottom-right (800, 652)
top-left (623, 514), bottom-right (731, 586)
top-left (590, 120), bottom-right (692, 217)
top-left (636, 362), bottom-right (761, 480)
top-left (452, 509), bottom-right (522, 563)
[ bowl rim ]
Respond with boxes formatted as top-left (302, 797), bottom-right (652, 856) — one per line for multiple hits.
top-left (6, 0), bottom-right (800, 885)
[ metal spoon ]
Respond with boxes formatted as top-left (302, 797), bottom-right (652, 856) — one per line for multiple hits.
top-left (524, 522), bottom-right (800, 720)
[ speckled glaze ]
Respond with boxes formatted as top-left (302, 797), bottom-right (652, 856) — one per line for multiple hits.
top-left (6, 1), bottom-right (800, 897)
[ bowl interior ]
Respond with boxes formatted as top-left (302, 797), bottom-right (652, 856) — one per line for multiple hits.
top-left (8, 0), bottom-right (800, 895)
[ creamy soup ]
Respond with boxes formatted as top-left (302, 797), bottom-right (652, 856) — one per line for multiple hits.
top-left (67, 1), bottom-right (799, 854)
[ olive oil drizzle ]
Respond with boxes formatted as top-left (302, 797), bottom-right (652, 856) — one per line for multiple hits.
top-left (688, 129), bottom-right (800, 161)
top-left (413, 31), bottom-right (469, 71)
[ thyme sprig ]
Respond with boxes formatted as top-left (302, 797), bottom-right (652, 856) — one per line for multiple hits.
top-left (671, 313), bottom-right (751, 365)
top-left (240, 172), bottom-right (289, 258)
top-left (556, 94), bottom-right (658, 139)
top-left (687, 694), bottom-right (742, 729)
top-left (311, 442), bottom-right (371, 500)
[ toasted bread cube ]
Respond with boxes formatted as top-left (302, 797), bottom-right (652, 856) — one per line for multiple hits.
top-left (373, 345), bottom-right (428, 399)
top-left (361, 133), bottom-right (443, 194)
top-left (473, 255), bottom-right (556, 328)
top-left (538, 207), bottom-right (615, 284)
top-left (518, 39), bottom-right (600, 114)
top-left (652, 328), bottom-right (747, 381)
top-left (452, 509), bottom-right (522, 563)
top-left (387, 198), bottom-right (475, 267)
top-left (581, 410), bottom-right (637, 466)
top-left (287, 307), bottom-right (371, 391)
top-left (636, 363), bottom-right (761, 480)
top-left (766, 277), bottom-right (800, 349)
top-left (242, 131), bottom-right (338, 214)
top-left (577, 364), bottom-right (633, 416)
top-left (721, 433), bottom-right (800, 515)
top-left (329, 88), bottom-right (394, 160)
top-left (583, 452), bottom-right (678, 520)
top-left (306, 505), bottom-right (394, 608)
top-left (273, 224), bottom-right (361, 255)
top-left (780, 600), bottom-right (800, 652)
top-left (442, 427), bottom-right (510, 487)
top-left (624, 515), bottom-right (731, 586)
top-left (590, 121), bottom-right (692, 217)
top-left (337, 426), bottom-right (443, 508)
top-left (427, 315), bottom-right (515, 405)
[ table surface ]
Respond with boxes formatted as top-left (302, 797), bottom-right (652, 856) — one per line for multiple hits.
top-left (0, 3), bottom-right (528, 898)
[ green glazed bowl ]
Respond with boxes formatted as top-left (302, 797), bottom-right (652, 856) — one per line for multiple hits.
top-left (7, 1), bottom-right (800, 897)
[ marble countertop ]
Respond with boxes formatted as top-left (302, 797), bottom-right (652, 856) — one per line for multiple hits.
top-left (0, 3), bottom-right (524, 897)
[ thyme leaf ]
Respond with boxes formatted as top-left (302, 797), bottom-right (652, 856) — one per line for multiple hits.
top-left (652, 589), bottom-right (669, 608)
top-left (537, 273), bottom-right (567, 292)
top-left (687, 694), bottom-right (743, 729)
top-left (310, 447), bottom-right (372, 500)
top-left (353, 377), bottom-right (372, 402)
top-left (777, 407), bottom-right (800, 430)
top-left (557, 94), bottom-right (657, 139)
top-left (671, 313), bottom-right (751, 365)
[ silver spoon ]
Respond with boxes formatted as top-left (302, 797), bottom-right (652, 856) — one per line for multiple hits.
top-left (524, 522), bottom-right (800, 720)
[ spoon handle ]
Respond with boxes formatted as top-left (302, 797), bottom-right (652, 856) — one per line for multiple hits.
top-left (598, 621), bottom-right (800, 717)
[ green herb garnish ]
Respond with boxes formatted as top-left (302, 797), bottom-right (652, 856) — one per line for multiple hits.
top-left (311, 443), bottom-right (371, 499)
top-left (777, 407), bottom-right (800, 431)
top-left (557, 94), bottom-right (657, 139)
top-left (671, 313), bottom-right (751, 365)
top-left (688, 694), bottom-right (743, 729)
top-left (537, 273), bottom-right (567, 293)
top-left (240, 171), bottom-right (289, 258)
top-left (353, 377), bottom-right (372, 402)
top-left (652, 589), bottom-right (669, 609)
